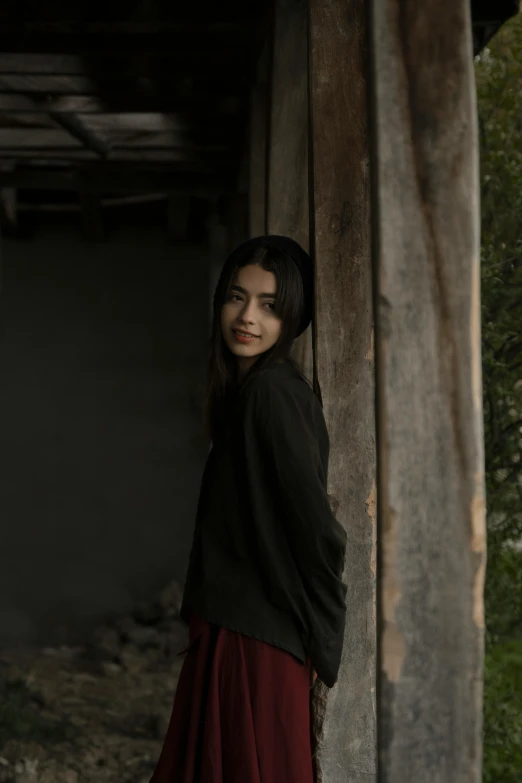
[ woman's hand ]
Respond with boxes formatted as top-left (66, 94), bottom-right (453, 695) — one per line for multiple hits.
top-left (311, 668), bottom-right (318, 686)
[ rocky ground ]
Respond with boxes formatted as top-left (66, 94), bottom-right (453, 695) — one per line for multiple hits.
top-left (0, 582), bottom-right (188, 783)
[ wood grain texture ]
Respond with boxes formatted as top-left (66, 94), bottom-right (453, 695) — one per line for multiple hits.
top-left (309, 1), bottom-right (376, 781)
top-left (249, 80), bottom-right (268, 237)
top-left (267, 0), bottom-right (313, 381)
top-left (370, 2), bottom-right (485, 781)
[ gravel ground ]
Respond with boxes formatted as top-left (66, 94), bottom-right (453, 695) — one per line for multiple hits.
top-left (0, 582), bottom-right (188, 783)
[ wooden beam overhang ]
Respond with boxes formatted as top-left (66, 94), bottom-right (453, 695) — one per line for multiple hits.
top-left (0, 5), bottom-right (270, 201)
top-left (0, 165), bottom-right (236, 195)
top-left (0, 1), bottom-right (515, 209)
top-left (471, 0), bottom-right (520, 53)
top-left (48, 112), bottom-right (111, 157)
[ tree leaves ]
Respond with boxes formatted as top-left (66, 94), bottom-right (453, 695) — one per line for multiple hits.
top-left (477, 12), bottom-right (522, 782)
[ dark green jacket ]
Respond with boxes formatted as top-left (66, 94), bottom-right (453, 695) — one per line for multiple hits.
top-left (180, 358), bottom-right (348, 687)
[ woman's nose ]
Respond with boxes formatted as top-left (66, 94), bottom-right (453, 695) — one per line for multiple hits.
top-left (240, 300), bottom-right (256, 320)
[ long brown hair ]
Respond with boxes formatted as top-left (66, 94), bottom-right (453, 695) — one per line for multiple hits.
top-left (204, 240), bottom-right (312, 444)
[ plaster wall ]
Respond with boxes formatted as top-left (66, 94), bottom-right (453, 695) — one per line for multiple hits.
top-left (0, 224), bottom-right (209, 646)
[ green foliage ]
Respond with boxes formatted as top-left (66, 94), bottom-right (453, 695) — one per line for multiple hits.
top-left (483, 639), bottom-right (522, 782)
top-left (476, 11), bottom-right (522, 781)
top-left (0, 675), bottom-right (77, 748)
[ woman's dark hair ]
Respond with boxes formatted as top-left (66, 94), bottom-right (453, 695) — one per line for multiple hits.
top-left (204, 240), bottom-right (312, 444)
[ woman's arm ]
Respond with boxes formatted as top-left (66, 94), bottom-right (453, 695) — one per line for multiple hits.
top-left (243, 373), bottom-right (348, 687)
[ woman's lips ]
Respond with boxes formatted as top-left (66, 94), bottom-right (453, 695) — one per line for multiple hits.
top-left (233, 329), bottom-right (260, 343)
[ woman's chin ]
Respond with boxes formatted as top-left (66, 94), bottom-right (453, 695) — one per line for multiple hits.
top-left (227, 339), bottom-right (263, 356)
top-left (231, 346), bottom-right (263, 359)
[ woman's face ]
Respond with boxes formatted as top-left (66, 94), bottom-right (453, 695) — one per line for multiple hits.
top-left (221, 264), bottom-right (282, 377)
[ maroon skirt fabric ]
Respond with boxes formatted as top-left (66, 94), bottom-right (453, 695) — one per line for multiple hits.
top-left (149, 613), bottom-right (315, 783)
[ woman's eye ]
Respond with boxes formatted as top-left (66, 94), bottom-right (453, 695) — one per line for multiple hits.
top-left (228, 294), bottom-right (275, 310)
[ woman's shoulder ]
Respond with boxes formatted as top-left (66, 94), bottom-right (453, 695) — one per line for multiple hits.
top-left (241, 359), bottom-right (318, 413)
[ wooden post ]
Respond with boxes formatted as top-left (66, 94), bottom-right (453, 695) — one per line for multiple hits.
top-left (249, 44), bottom-right (269, 238)
top-left (369, 2), bottom-right (485, 782)
top-left (309, 1), bottom-right (376, 781)
top-left (266, 0), bottom-right (312, 381)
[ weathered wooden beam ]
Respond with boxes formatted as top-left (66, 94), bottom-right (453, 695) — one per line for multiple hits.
top-left (0, 54), bottom-right (86, 74)
top-left (267, 0), bottom-right (312, 382)
top-left (0, 112), bottom-right (241, 143)
top-left (369, 1), bottom-right (485, 781)
top-left (309, 1), bottom-right (376, 782)
top-left (77, 113), bottom-right (185, 133)
top-left (0, 95), bottom-right (106, 113)
top-left (0, 92), bottom-right (243, 116)
top-left (470, 0), bottom-right (520, 26)
top-left (0, 23), bottom-right (262, 54)
top-left (0, 75), bottom-right (243, 112)
top-left (0, 128), bottom-right (229, 153)
top-left (0, 74), bottom-right (95, 95)
top-left (0, 129), bottom-right (82, 148)
top-left (0, 150), bottom-right (233, 165)
top-left (248, 84), bottom-right (267, 237)
top-left (0, 167), bottom-right (235, 194)
top-left (49, 112), bottom-right (111, 157)
top-left (0, 51), bottom-right (255, 75)
top-left (17, 193), bottom-right (168, 211)
top-left (248, 43), bottom-right (269, 237)
top-left (0, 112), bottom-right (185, 133)
top-left (267, 0), bottom-right (308, 251)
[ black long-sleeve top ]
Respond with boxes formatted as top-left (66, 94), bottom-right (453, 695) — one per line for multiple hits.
top-left (179, 358), bottom-right (348, 687)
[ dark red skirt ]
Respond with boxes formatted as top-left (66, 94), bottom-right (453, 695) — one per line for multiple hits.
top-left (149, 613), bottom-right (315, 783)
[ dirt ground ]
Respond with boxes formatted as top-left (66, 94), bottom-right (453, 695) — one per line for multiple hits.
top-left (0, 582), bottom-right (188, 783)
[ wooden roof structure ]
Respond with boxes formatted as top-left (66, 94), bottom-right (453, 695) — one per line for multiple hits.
top-left (0, 0), bottom-right (517, 210)
top-left (0, 1), bottom-right (519, 781)
top-left (0, 2), bottom-right (269, 206)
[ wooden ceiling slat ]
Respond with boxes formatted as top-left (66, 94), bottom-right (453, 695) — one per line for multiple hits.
top-left (0, 74), bottom-right (95, 95)
top-left (0, 52), bottom-right (253, 75)
top-left (76, 114), bottom-right (185, 132)
top-left (0, 128), bottom-right (232, 151)
top-left (49, 111), bottom-right (110, 157)
top-left (0, 54), bottom-right (85, 74)
top-left (0, 112), bottom-right (185, 132)
top-left (0, 128), bottom-right (83, 147)
top-left (0, 95), bottom-right (103, 112)
top-left (0, 150), bottom-right (232, 163)
top-left (0, 166), bottom-right (236, 193)
top-left (0, 93), bottom-right (242, 115)
top-left (0, 22), bottom-right (261, 55)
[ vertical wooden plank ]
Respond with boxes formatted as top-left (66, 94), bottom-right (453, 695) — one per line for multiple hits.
top-left (309, 1), bottom-right (376, 782)
top-left (249, 83), bottom-right (268, 238)
top-left (267, 0), bottom-right (312, 381)
top-left (369, 2), bottom-right (485, 782)
top-left (249, 43), bottom-right (269, 239)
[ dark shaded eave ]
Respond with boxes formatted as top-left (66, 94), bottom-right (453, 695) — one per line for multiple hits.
top-left (472, 0), bottom-right (520, 55)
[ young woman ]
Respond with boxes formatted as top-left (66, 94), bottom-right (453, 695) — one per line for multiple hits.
top-left (150, 235), bottom-right (348, 783)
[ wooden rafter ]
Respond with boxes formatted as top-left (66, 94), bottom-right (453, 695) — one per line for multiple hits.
top-left (0, 22), bottom-right (263, 55)
top-left (0, 165), bottom-right (236, 194)
top-left (49, 112), bottom-right (111, 157)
